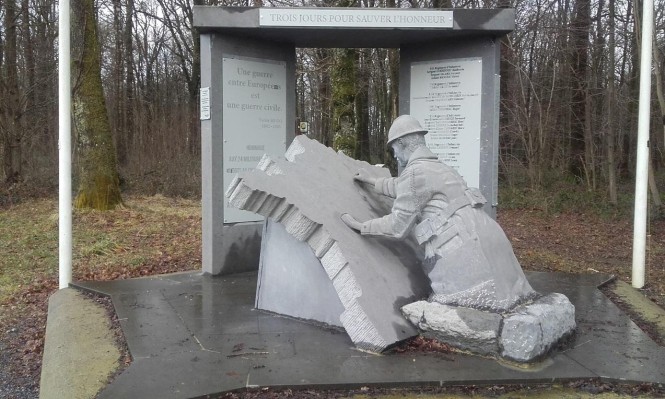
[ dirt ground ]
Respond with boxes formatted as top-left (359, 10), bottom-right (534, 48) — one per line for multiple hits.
top-left (1, 196), bottom-right (664, 398)
top-left (498, 209), bottom-right (665, 309)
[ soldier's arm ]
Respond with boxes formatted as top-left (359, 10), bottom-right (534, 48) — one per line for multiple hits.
top-left (359, 168), bottom-right (419, 239)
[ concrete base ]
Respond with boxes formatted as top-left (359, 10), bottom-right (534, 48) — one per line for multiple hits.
top-left (51, 271), bottom-right (665, 399)
top-left (256, 219), bottom-right (345, 327)
top-left (39, 288), bottom-right (119, 399)
top-left (402, 293), bottom-right (576, 362)
top-left (204, 223), bottom-right (262, 275)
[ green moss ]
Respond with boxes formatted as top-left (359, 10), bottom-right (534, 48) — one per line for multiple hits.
top-left (75, 172), bottom-right (123, 210)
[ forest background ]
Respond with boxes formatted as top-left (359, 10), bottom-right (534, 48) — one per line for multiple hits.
top-left (1, 0), bottom-right (665, 207)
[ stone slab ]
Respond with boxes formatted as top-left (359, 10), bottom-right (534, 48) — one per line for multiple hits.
top-left (562, 283), bottom-right (665, 384)
top-left (257, 219), bottom-right (345, 327)
top-left (65, 271), bottom-right (665, 399)
top-left (226, 136), bottom-right (431, 352)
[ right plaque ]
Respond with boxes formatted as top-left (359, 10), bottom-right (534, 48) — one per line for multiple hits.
top-left (410, 58), bottom-right (482, 188)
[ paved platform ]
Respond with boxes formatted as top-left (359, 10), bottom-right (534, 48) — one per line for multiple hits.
top-left (70, 271), bottom-right (665, 398)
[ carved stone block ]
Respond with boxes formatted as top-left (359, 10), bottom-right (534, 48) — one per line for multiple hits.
top-left (500, 293), bottom-right (576, 362)
top-left (402, 300), bottom-right (502, 355)
top-left (226, 136), bottom-right (430, 352)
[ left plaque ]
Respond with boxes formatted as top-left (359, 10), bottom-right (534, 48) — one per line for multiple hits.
top-left (222, 56), bottom-right (287, 223)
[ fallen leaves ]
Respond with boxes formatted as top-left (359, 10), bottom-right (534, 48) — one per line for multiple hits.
top-left (391, 335), bottom-right (455, 355)
top-left (499, 208), bottom-right (665, 308)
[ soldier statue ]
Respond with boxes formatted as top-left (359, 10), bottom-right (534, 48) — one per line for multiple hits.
top-left (341, 115), bottom-right (536, 312)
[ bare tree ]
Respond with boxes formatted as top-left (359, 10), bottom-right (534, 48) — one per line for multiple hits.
top-left (1, 0), bottom-right (23, 184)
top-left (569, 0), bottom-right (591, 183)
top-left (607, 0), bottom-right (618, 203)
top-left (0, 0), bottom-right (663, 204)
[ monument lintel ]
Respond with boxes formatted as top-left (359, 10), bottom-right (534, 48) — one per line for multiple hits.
top-left (258, 8), bottom-right (453, 29)
top-left (193, 6), bottom-right (515, 48)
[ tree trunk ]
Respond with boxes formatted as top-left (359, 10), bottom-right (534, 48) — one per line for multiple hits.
top-left (431, 0), bottom-right (452, 7)
top-left (355, 49), bottom-right (370, 162)
top-left (189, 0), bottom-right (203, 155)
top-left (331, 48), bottom-right (357, 155)
top-left (649, 158), bottom-right (662, 207)
top-left (113, 0), bottom-right (127, 166)
top-left (620, 0), bottom-right (640, 179)
top-left (653, 15), bottom-right (665, 166)
top-left (320, 50), bottom-right (333, 148)
top-left (72, 0), bottom-right (123, 209)
top-left (569, 0), bottom-right (591, 180)
top-left (1, 0), bottom-right (23, 184)
top-left (584, 84), bottom-right (595, 189)
top-left (20, 0), bottom-right (35, 111)
top-left (124, 0), bottom-right (135, 165)
top-left (607, 0), bottom-right (618, 204)
top-left (497, 0), bottom-right (514, 182)
top-left (648, 57), bottom-right (662, 207)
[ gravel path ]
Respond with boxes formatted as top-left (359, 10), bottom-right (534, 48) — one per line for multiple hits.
top-left (0, 341), bottom-right (38, 399)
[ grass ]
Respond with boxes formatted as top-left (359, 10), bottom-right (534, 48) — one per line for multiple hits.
top-left (0, 199), bottom-right (59, 303)
top-left (0, 195), bottom-right (201, 305)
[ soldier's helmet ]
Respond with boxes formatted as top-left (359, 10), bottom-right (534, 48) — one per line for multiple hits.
top-left (387, 115), bottom-right (428, 145)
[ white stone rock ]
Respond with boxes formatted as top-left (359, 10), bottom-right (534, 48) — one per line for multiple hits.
top-left (500, 293), bottom-right (576, 362)
top-left (401, 301), bottom-right (502, 355)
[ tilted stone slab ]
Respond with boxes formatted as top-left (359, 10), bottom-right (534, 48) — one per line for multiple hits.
top-left (226, 136), bottom-right (430, 352)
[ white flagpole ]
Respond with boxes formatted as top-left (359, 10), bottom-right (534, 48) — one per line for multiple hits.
top-left (631, 0), bottom-right (654, 289)
top-left (58, 0), bottom-right (72, 289)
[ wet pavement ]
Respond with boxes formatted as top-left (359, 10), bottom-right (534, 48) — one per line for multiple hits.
top-left (72, 271), bottom-right (665, 398)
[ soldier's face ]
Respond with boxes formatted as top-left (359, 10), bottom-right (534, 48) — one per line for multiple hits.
top-left (391, 141), bottom-right (408, 168)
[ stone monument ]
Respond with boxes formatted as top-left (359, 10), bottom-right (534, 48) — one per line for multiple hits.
top-left (342, 115), bottom-right (576, 362)
top-left (195, 6), bottom-right (516, 275)
top-left (226, 116), bottom-right (576, 362)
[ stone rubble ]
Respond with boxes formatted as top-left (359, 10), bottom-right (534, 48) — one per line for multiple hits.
top-left (402, 293), bottom-right (576, 362)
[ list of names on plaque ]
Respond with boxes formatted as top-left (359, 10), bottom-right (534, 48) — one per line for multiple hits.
top-left (410, 58), bottom-right (482, 188)
top-left (222, 56), bottom-right (287, 223)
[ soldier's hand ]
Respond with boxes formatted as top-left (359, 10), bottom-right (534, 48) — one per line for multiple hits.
top-left (353, 169), bottom-right (376, 186)
top-left (340, 213), bottom-right (362, 233)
